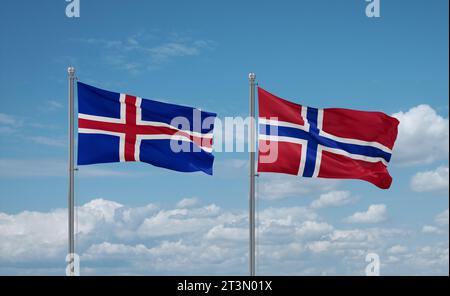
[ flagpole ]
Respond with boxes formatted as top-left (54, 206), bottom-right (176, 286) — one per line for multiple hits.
top-left (248, 72), bottom-right (256, 276)
top-left (67, 66), bottom-right (76, 276)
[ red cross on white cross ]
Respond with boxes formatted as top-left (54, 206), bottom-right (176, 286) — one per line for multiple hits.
top-left (78, 94), bottom-right (213, 162)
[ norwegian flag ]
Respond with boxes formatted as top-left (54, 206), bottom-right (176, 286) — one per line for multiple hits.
top-left (77, 82), bottom-right (216, 175)
top-left (257, 87), bottom-right (399, 189)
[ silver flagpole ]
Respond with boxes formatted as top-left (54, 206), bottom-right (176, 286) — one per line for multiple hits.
top-left (248, 72), bottom-right (256, 276)
top-left (67, 66), bottom-right (76, 276)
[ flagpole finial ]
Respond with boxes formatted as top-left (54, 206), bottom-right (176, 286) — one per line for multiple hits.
top-left (248, 72), bottom-right (256, 81)
top-left (68, 67), bottom-right (75, 75)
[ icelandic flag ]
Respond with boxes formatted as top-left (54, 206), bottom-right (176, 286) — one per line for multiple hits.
top-left (257, 88), bottom-right (399, 189)
top-left (77, 82), bottom-right (217, 175)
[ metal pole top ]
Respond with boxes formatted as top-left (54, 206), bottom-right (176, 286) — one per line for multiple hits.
top-left (68, 67), bottom-right (76, 75)
top-left (248, 72), bottom-right (256, 81)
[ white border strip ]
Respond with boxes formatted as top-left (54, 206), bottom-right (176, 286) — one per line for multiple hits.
top-left (80, 95), bottom-right (213, 139)
top-left (135, 97), bottom-right (213, 139)
top-left (78, 128), bottom-right (126, 162)
top-left (312, 146), bottom-right (323, 178)
top-left (136, 134), bottom-right (213, 154)
top-left (258, 134), bottom-right (308, 175)
top-left (78, 94), bottom-right (127, 124)
top-left (259, 118), bottom-right (309, 132)
top-left (259, 134), bottom-right (306, 145)
top-left (316, 109), bottom-right (392, 154)
top-left (320, 145), bottom-right (388, 166)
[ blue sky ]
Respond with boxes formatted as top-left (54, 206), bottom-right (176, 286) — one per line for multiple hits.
top-left (0, 0), bottom-right (448, 275)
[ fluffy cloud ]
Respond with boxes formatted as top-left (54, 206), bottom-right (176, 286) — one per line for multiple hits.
top-left (392, 105), bottom-right (449, 166)
top-left (295, 221), bottom-right (333, 239)
top-left (80, 33), bottom-right (214, 74)
top-left (136, 204), bottom-right (223, 238)
top-left (0, 158), bottom-right (130, 178)
top-left (0, 113), bottom-right (22, 134)
top-left (411, 166), bottom-right (449, 192)
top-left (387, 245), bottom-right (408, 254)
top-left (176, 197), bottom-right (200, 208)
top-left (259, 175), bottom-right (338, 200)
top-left (404, 243), bottom-right (449, 275)
top-left (310, 191), bottom-right (357, 209)
top-left (205, 225), bottom-right (247, 242)
top-left (0, 113), bottom-right (19, 126)
top-left (0, 198), bottom-right (247, 275)
top-left (422, 225), bottom-right (443, 234)
top-left (0, 198), bottom-right (448, 275)
top-left (345, 204), bottom-right (387, 224)
top-left (435, 209), bottom-right (449, 226)
top-left (420, 209), bottom-right (449, 235)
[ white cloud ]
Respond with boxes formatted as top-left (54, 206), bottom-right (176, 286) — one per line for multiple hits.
top-left (0, 199), bottom-right (447, 275)
top-left (0, 112), bottom-right (65, 146)
top-left (0, 113), bottom-right (22, 134)
top-left (0, 113), bottom-right (19, 126)
top-left (0, 199), bottom-right (247, 275)
top-left (422, 225), bottom-right (443, 234)
top-left (387, 245), bottom-right (408, 254)
top-left (259, 175), bottom-right (339, 200)
top-left (40, 100), bottom-right (63, 112)
top-left (392, 105), bottom-right (449, 166)
top-left (411, 166), bottom-right (449, 192)
top-left (405, 243), bottom-right (449, 275)
top-left (306, 241), bottom-right (332, 253)
top-left (30, 136), bottom-right (66, 148)
top-left (345, 204), bottom-right (387, 224)
top-left (47, 100), bottom-right (63, 109)
top-left (81, 199), bottom-right (123, 223)
top-left (310, 191), bottom-right (357, 209)
top-left (79, 33), bottom-right (214, 74)
top-left (329, 229), bottom-right (369, 242)
top-left (0, 199), bottom-right (123, 263)
top-left (295, 221), bottom-right (333, 239)
top-left (0, 158), bottom-right (128, 178)
top-left (205, 225), bottom-right (247, 242)
top-left (420, 209), bottom-right (449, 235)
top-left (258, 206), bottom-right (318, 225)
top-left (137, 205), bottom-right (223, 238)
top-left (149, 40), bottom-right (210, 62)
top-left (435, 209), bottom-right (449, 226)
top-left (176, 197), bottom-right (200, 208)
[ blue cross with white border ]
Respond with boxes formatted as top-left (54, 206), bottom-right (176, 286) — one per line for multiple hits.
top-left (258, 107), bottom-right (393, 177)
